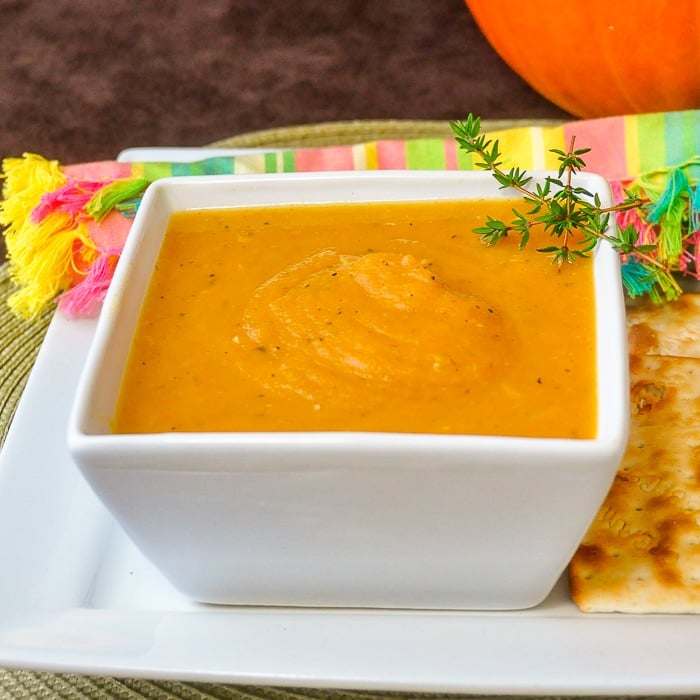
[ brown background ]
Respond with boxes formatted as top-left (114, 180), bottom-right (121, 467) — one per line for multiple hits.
top-left (0, 0), bottom-right (570, 259)
top-left (0, 0), bottom-right (568, 163)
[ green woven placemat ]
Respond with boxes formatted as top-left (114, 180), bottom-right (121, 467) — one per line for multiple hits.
top-left (0, 671), bottom-right (534, 700)
top-left (0, 119), bottom-right (667, 699)
top-left (206, 118), bottom-right (564, 149)
top-left (0, 263), bottom-right (52, 448)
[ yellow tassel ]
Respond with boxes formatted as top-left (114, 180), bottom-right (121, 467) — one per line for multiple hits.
top-left (0, 153), bottom-right (66, 225)
top-left (0, 153), bottom-right (96, 319)
top-left (6, 219), bottom-right (95, 319)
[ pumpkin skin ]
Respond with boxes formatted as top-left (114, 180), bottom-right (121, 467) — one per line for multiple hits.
top-left (465, 0), bottom-right (700, 118)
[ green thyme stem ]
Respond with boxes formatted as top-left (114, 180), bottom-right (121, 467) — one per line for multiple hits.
top-left (450, 114), bottom-right (681, 300)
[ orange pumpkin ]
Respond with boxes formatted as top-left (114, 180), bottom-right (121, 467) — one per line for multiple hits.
top-left (465, 0), bottom-right (700, 118)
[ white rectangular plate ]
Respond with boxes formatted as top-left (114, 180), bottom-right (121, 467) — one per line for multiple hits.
top-left (0, 148), bottom-right (698, 694)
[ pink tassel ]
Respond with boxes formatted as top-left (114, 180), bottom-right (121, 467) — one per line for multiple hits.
top-left (610, 180), bottom-right (657, 247)
top-left (31, 179), bottom-right (108, 223)
top-left (57, 250), bottom-right (117, 316)
top-left (56, 211), bottom-right (132, 316)
top-left (678, 230), bottom-right (700, 279)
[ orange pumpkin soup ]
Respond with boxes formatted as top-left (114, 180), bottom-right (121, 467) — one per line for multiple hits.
top-left (112, 199), bottom-right (597, 437)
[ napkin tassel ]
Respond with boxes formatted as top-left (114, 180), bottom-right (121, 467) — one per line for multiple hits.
top-left (0, 153), bottom-right (148, 319)
top-left (611, 180), bottom-right (657, 247)
top-left (57, 246), bottom-right (119, 317)
top-left (620, 259), bottom-right (661, 301)
top-left (85, 177), bottom-right (150, 221)
top-left (642, 167), bottom-right (689, 266)
top-left (680, 185), bottom-right (700, 276)
top-left (615, 162), bottom-right (700, 297)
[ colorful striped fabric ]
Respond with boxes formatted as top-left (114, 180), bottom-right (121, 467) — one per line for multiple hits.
top-left (3, 110), bottom-right (700, 319)
top-left (91, 110), bottom-right (700, 183)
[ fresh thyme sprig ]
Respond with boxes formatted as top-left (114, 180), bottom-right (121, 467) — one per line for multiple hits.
top-left (450, 113), bottom-right (681, 301)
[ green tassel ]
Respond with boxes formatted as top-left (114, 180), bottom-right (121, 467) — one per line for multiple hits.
top-left (621, 259), bottom-right (682, 304)
top-left (85, 178), bottom-right (150, 222)
top-left (621, 260), bottom-right (656, 299)
top-left (644, 168), bottom-right (689, 266)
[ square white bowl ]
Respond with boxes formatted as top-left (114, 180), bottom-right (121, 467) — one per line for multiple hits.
top-left (67, 170), bottom-right (629, 610)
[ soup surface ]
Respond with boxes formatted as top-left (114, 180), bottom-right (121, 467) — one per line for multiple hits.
top-left (113, 199), bottom-right (597, 437)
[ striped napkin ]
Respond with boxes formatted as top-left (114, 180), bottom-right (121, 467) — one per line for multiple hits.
top-left (2, 110), bottom-right (699, 320)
